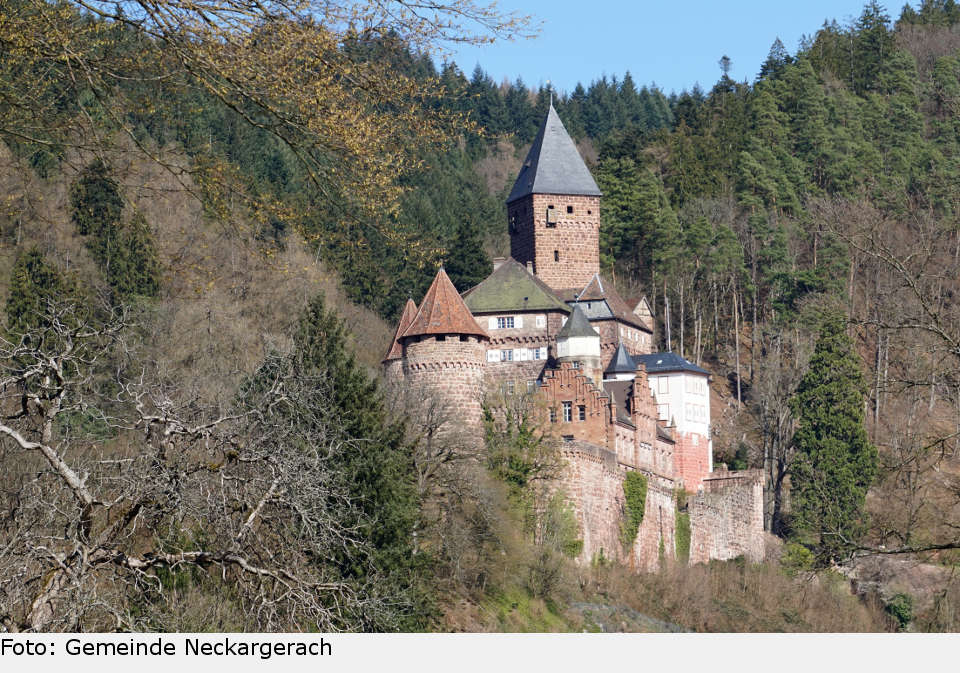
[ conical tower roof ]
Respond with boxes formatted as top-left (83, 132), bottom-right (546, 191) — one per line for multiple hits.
top-left (507, 102), bottom-right (602, 204)
top-left (605, 342), bottom-right (637, 375)
top-left (383, 298), bottom-right (417, 362)
top-left (557, 305), bottom-right (599, 339)
top-left (401, 267), bottom-right (488, 340)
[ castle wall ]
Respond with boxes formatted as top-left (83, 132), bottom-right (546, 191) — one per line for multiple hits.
top-left (508, 193), bottom-right (600, 291)
top-left (556, 444), bottom-right (676, 571)
top-left (674, 430), bottom-right (712, 492)
top-left (689, 468), bottom-right (764, 564)
top-left (402, 335), bottom-right (486, 435)
top-left (631, 471), bottom-right (677, 572)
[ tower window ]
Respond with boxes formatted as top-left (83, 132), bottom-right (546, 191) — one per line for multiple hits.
top-left (562, 401), bottom-right (572, 422)
top-left (578, 405), bottom-right (586, 421)
top-left (554, 250), bottom-right (560, 262)
top-left (587, 210), bottom-right (592, 215)
top-left (566, 205), bottom-right (574, 214)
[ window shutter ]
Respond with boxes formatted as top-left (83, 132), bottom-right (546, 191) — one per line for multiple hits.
top-left (515, 315), bottom-right (523, 328)
top-left (486, 350), bottom-right (498, 362)
top-left (536, 315), bottom-right (545, 328)
top-left (488, 317), bottom-right (497, 330)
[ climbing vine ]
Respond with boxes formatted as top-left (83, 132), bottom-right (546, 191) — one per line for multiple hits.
top-left (620, 471), bottom-right (648, 547)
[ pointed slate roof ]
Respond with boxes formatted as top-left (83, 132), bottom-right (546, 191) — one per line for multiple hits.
top-left (400, 267), bottom-right (488, 340)
top-left (605, 342), bottom-right (637, 375)
top-left (507, 103), bottom-right (602, 203)
top-left (557, 305), bottom-right (599, 339)
top-left (383, 298), bottom-right (417, 362)
top-left (462, 258), bottom-right (570, 314)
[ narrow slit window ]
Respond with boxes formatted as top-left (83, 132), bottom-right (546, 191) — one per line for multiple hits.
top-left (554, 250), bottom-right (560, 262)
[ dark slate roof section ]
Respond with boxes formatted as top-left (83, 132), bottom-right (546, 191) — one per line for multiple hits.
top-left (557, 274), bottom-right (651, 332)
top-left (604, 379), bottom-right (635, 427)
top-left (557, 305), bottom-right (599, 339)
top-left (462, 258), bottom-right (570, 314)
top-left (506, 103), bottom-right (602, 204)
top-left (656, 424), bottom-right (675, 444)
top-left (634, 352), bottom-right (710, 376)
top-left (605, 342), bottom-right (637, 374)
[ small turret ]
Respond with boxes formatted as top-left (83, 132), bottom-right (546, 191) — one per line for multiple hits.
top-left (556, 305), bottom-right (602, 384)
top-left (604, 342), bottom-right (637, 382)
top-left (382, 298), bottom-right (417, 383)
top-left (399, 267), bottom-right (489, 437)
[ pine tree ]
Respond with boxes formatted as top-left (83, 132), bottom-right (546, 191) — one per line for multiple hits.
top-left (289, 293), bottom-right (424, 625)
top-left (5, 248), bottom-right (75, 333)
top-left (789, 315), bottom-right (878, 564)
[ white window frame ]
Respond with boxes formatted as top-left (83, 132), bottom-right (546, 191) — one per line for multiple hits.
top-left (562, 401), bottom-right (572, 423)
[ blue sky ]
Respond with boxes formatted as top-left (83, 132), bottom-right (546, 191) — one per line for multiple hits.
top-left (442, 1), bottom-right (901, 94)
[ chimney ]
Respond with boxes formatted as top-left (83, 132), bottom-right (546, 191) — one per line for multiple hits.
top-left (492, 257), bottom-right (506, 271)
top-left (526, 261), bottom-right (534, 274)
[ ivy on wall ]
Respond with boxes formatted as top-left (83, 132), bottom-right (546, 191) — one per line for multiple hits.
top-left (620, 471), bottom-right (648, 547)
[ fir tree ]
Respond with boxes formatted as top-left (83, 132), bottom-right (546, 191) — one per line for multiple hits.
top-left (789, 315), bottom-right (878, 564)
top-left (289, 293), bottom-right (425, 626)
top-left (5, 248), bottom-right (74, 333)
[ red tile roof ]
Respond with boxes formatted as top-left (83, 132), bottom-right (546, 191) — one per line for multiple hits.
top-left (383, 298), bottom-right (417, 361)
top-left (401, 268), bottom-right (489, 340)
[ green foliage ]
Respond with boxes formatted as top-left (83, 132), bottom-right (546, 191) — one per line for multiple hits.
top-left (780, 542), bottom-right (815, 576)
top-left (885, 592), bottom-right (914, 631)
top-left (484, 405), bottom-right (558, 495)
top-left (242, 293), bottom-right (426, 630)
top-left (675, 511), bottom-right (691, 564)
top-left (789, 315), bottom-right (878, 565)
top-left (620, 471), bottom-right (648, 547)
top-left (70, 160), bottom-right (161, 300)
top-left (5, 248), bottom-right (75, 334)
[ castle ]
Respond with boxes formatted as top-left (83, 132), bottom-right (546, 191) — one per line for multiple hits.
top-left (384, 103), bottom-right (764, 569)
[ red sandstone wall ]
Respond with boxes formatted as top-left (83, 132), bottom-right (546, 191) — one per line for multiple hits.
top-left (689, 469), bottom-right (764, 564)
top-left (557, 448), bottom-right (677, 571)
top-left (674, 430), bottom-right (712, 492)
top-left (631, 472), bottom-right (677, 572)
top-left (557, 444), bottom-right (624, 564)
top-left (402, 335), bottom-right (486, 435)
top-left (539, 363), bottom-right (611, 445)
top-left (508, 193), bottom-right (601, 291)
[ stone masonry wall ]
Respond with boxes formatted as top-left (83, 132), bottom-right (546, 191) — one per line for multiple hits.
top-left (556, 445), bottom-right (676, 571)
top-left (481, 309), bottom-right (566, 383)
top-left (674, 430), bottom-right (712, 493)
top-left (689, 468), bottom-right (764, 564)
top-left (539, 363), bottom-right (611, 445)
top-left (558, 442), bottom-right (623, 565)
top-left (508, 193), bottom-right (601, 291)
top-left (402, 335), bottom-right (486, 436)
top-left (631, 471), bottom-right (677, 572)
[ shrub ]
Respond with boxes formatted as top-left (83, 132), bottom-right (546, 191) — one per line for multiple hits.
top-left (885, 593), bottom-right (913, 631)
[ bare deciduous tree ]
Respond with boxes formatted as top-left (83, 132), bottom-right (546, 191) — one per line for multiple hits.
top-left (0, 301), bottom-right (406, 631)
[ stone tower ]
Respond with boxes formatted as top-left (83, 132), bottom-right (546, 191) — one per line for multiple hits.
top-left (399, 267), bottom-right (489, 435)
top-left (506, 102), bottom-right (602, 291)
top-left (555, 305), bottom-right (603, 385)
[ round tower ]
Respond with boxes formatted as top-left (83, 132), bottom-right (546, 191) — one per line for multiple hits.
top-left (399, 268), bottom-right (489, 437)
top-left (556, 304), bottom-right (602, 384)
